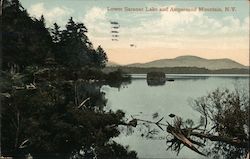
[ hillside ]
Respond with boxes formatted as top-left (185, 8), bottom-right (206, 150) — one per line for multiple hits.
top-left (126, 56), bottom-right (247, 70)
top-left (103, 66), bottom-right (249, 74)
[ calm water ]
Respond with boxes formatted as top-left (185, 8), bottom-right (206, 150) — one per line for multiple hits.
top-left (101, 74), bottom-right (249, 159)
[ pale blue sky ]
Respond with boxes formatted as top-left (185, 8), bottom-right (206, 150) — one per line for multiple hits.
top-left (20, 0), bottom-right (249, 65)
top-left (21, 0), bottom-right (248, 25)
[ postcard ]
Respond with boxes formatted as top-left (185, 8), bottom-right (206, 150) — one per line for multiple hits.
top-left (1, 0), bottom-right (249, 158)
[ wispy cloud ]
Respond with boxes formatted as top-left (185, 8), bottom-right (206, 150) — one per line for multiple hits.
top-left (80, 5), bottom-right (248, 45)
top-left (28, 3), bottom-right (73, 27)
top-left (81, 7), bottom-right (110, 47)
top-left (25, 2), bottom-right (249, 65)
top-left (118, 6), bottom-right (249, 49)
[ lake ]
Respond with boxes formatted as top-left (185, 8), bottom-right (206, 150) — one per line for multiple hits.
top-left (101, 74), bottom-right (249, 159)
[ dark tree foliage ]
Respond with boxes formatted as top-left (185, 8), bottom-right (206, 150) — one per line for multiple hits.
top-left (1, 0), bottom-right (136, 158)
top-left (192, 88), bottom-right (249, 158)
top-left (146, 72), bottom-right (166, 86)
top-left (92, 46), bottom-right (108, 69)
top-left (54, 17), bottom-right (92, 67)
top-left (2, 0), bottom-right (108, 71)
top-left (103, 67), bottom-right (249, 74)
top-left (1, 66), bottom-right (137, 159)
top-left (51, 18), bottom-right (108, 69)
top-left (51, 23), bottom-right (61, 43)
top-left (2, 0), bottom-right (52, 71)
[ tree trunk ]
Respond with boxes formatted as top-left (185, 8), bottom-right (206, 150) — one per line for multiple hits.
top-left (190, 131), bottom-right (248, 148)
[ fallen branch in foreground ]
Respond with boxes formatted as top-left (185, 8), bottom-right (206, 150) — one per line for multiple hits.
top-left (118, 115), bottom-right (249, 157)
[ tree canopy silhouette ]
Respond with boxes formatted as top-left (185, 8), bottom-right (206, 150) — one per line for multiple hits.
top-left (2, 0), bottom-right (52, 71)
top-left (1, 0), bottom-right (134, 158)
top-left (2, 0), bottom-right (108, 71)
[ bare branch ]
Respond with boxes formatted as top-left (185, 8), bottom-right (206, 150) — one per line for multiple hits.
top-left (77, 97), bottom-right (90, 109)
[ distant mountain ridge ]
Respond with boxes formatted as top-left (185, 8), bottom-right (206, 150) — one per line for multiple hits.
top-left (126, 55), bottom-right (247, 70)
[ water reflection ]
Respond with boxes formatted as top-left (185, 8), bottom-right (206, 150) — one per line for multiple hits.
top-left (103, 74), bottom-right (249, 159)
top-left (146, 79), bottom-right (166, 86)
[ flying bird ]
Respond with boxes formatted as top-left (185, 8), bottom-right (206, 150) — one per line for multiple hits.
top-left (130, 44), bottom-right (136, 48)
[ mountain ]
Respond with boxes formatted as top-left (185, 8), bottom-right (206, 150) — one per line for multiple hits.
top-left (126, 56), bottom-right (248, 70)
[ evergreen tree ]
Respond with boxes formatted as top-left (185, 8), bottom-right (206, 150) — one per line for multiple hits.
top-left (57, 17), bottom-right (93, 68)
top-left (51, 23), bottom-right (61, 43)
top-left (1, 1), bottom-right (135, 158)
top-left (2, 0), bottom-right (52, 71)
top-left (39, 15), bottom-right (45, 27)
top-left (93, 46), bottom-right (108, 68)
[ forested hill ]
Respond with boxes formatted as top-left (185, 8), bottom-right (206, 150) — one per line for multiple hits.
top-left (103, 66), bottom-right (249, 74)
